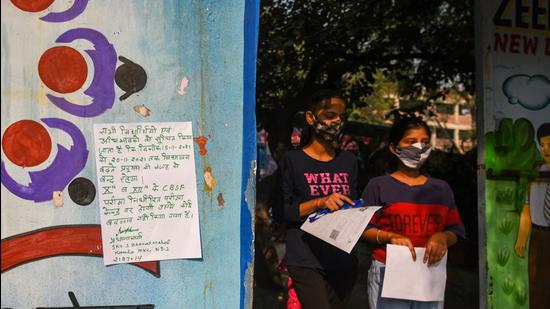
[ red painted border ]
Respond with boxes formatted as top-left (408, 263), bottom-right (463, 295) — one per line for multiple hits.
top-left (1, 225), bottom-right (160, 277)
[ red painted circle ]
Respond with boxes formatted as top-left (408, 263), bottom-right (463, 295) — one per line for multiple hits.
top-left (2, 120), bottom-right (52, 167)
top-left (38, 46), bottom-right (88, 94)
top-left (10, 0), bottom-right (54, 12)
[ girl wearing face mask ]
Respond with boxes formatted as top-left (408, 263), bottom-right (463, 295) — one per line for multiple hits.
top-left (280, 89), bottom-right (358, 309)
top-left (361, 117), bottom-right (465, 309)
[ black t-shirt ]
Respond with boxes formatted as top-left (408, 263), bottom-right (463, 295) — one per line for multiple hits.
top-left (280, 149), bottom-right (358, 270)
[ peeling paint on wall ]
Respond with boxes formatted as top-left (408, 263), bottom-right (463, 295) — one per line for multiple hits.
top-left (217, 192), bottom-right (225, 208)
top-left (178, 76), bottom-right (189, 96)
top-left (203, 165), bottom-right (216, 192)
top-left (242, 160), bottom-right (256, 309)
top-left (52, 191), bottom-right (63, 208)
top-left (133, 104), bottom-right (151, 117)
top-left (194, 134), bottom-right (210, 156)
top-left (203, 280), bottom-right (215, 309)
top-left (245, 161), bottom-right (256, 219)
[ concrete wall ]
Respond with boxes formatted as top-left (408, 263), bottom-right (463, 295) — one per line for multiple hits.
top-left (0, 1), bottom-right (258, 308)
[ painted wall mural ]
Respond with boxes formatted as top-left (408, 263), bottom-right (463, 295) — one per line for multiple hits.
top-left (478, 1), bottom-right (550, 308)
top-left (11, 0), bottom-right (89, 23)
top-left (1, 1), bottom-right (258, 308)
top-left (41, 28), bottom-right (117, 117)
top-left (2, 118), bottom-right (88, 202)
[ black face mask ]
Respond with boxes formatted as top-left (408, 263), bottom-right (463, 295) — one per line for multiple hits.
top-left (312, 116), bottom-right (343, 143)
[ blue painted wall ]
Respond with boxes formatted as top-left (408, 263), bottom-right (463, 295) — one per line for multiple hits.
top-left (0, 0), bottom-right (258, 308)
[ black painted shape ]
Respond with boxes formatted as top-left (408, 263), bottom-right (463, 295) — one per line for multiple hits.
top-left (68, 292), bottom-right (80, 308)
top-left (115, 56), bottom-right (147, 101)
top-left (68, 177), bottom-right (96, 206)
top-left (35, 292), bottom-right (155, 308)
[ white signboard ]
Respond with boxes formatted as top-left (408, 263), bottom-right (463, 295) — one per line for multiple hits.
top-left (94, 122), bottom-right (201, 265)
top-left (479, 1), bottom-right (550, 132)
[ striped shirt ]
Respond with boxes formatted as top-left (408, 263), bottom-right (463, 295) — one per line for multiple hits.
top-left (362, 175), bottom-right (466, 263)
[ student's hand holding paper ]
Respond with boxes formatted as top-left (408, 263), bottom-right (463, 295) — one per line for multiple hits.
top-left (319, 193), bottom-right (355, 211)
top-left (424, 231), bottom-right (457, 266)
top-left (382, 244), bottom-right (448, 301)
top-left (387, 232), bottom-right (417, 262)
top-left (301, 205), bottom-right (381, 253)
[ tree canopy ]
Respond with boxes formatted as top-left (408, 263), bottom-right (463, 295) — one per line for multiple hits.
top-left (257, 0), bottom-right (475, 134)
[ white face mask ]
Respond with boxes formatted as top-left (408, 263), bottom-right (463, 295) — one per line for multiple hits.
top-left (395, 142), bottom-right (432, 169)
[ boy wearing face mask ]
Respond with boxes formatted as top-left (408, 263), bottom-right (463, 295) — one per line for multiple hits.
top-left (280, 90), bottom-right (358, 309)
top-left (361, 117), bottom-right (465, 309)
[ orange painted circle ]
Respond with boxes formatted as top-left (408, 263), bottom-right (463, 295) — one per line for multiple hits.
top-left (2, 120), bottom-right (52, 167)
top-left (38, 46), bottom-right (88, 94)
top-left (10, 0), bottom-right (54, 12)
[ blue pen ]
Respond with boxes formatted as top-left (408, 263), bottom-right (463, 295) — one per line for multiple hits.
top-left (308, 199), bottom-right (365, 222)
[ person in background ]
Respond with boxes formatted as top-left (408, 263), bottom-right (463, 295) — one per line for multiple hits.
top-left (280, 89), bottom-right (358, 309)
top-left (361, 116), bottom-right (465, 309)
top-left (514, 122), bottom-right (550, 309)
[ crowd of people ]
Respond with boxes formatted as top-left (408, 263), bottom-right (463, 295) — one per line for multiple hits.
top-left (254, 89), bottom-right (466, 309)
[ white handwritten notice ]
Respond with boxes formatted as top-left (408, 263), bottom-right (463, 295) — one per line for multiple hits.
top-left (94, 122), bottom-right (201, 265)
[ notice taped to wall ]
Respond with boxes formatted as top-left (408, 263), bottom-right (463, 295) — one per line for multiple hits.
top-left (94, 122), bottom-right (201, 265)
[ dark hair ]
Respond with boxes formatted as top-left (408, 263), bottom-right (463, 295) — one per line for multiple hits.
top-left (306, 89), bottom-right (345, 114)
top-left (296, 89), bottom-right (345, 148)
top-left (384, 117), bottom-right (431, 173)
top-left (388, 116), bottom-right (431, 146)
top-left (536, 123), bottom-right (550, 145)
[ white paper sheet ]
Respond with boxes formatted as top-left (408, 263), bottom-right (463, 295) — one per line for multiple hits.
top-left (94, 122), bottom-right (201, 265)
top-left (381, 244), bottom-right (447, 301)
top-left (300, 206), bottom-right (381, 253)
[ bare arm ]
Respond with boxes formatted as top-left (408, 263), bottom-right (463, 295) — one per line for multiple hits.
top-left (362, 228), bottom-right (417, 261)
top-left (299, 193), bottom-right (354, 217)
top-left (423, 231), bottom-right (458, 266)
top-left (515, 204), bottom-right (531, 257)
